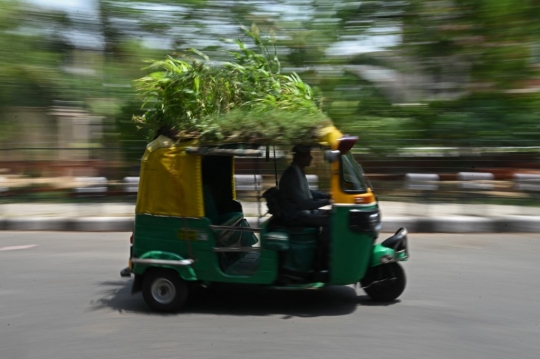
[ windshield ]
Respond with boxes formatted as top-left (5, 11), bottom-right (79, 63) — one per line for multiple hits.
top-left (340, 152), bottom-right (368, 193)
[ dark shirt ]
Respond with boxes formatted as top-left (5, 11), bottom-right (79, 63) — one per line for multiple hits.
top-left (278, 163), bottom-right (330, 220)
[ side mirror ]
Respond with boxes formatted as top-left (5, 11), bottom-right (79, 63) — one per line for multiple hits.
top-left (325, 150), bottom-right (341, 163)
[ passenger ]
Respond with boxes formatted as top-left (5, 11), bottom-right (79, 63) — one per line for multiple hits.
top-left (279, 145), bottom-right (331, 271)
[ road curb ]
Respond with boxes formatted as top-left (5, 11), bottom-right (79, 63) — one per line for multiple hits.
top-left (3, 217), bottom-right (71, 231)
top-left (1, 217), bottom-right (134, 232)
top-left (382, 216), bottom-right (540, 233)
top-left (497, 216), bottom-right (540, 233)
top-left (70, 217), bottom-right (135, 232)
top-left (0, 216), bottom-right (538, 233)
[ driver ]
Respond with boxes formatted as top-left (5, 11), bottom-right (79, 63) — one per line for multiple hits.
top-left (278, 145), bottom-right (331, 271)
top-left (278, 145), bottom-right (331, 226)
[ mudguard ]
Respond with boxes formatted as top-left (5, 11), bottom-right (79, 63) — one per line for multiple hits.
top-left (370, 228), bottom-right (409, 267)
top-left (132, 250), bottom-right (197, 281)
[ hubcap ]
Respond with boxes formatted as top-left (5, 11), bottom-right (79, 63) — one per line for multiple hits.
top-left (151, 278), bottom-right (176, 304)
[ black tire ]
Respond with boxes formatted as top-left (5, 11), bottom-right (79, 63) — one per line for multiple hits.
top-left (363, 262), bottom-right (406, 302)
top-left (142, 269), bottom-right (188, 312)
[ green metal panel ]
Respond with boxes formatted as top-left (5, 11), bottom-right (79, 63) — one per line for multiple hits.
top-left (329, 205), bottom-right (379, 285)
top-left (282, 230), bottom-right (317, 272)
top-left (261, 232), bottom-right (289, 251)
top-left (133, 214), bottom-right (278, 284)
top-left (370, 244), bottom-right (395, 267)
top-left (133, 214), bottom-right (214, 260)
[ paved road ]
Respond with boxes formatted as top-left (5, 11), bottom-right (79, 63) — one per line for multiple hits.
top-left (1, 232), bottom-right (539, 359)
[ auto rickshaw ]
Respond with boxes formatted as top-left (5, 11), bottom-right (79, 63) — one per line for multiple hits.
top-left (122, 125), bottom-right (409, 312)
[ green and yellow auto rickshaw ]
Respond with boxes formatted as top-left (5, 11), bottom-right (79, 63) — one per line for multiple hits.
top-left (122, 125), bottom-right (409, 312)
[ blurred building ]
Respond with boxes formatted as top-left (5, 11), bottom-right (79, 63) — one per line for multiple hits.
top-left (0, 104), bottom-right (104, 177)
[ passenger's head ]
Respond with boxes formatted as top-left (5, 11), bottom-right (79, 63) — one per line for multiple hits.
top-left (292, 145), bottom-right (313, 168)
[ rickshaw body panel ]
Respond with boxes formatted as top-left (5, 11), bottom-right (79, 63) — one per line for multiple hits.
top-left (132, 214), bottom-right (278, 284)
top-left (328, 204), bottom-right (379, 285)
top-left (326, 145), bottom-right (380, 285)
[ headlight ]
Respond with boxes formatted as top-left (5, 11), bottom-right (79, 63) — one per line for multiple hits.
top-left (380, 255), bottom-right (395, 264)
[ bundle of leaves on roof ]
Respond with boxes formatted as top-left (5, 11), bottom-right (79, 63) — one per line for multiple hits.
top-left (132, 24), bottom-right (332, 144)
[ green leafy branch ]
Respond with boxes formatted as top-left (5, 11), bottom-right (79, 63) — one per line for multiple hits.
top-left (132, 24), bottom-right (332, 144)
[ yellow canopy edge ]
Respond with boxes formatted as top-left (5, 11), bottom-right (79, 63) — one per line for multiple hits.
top-left (317, 126), bottom-right (343, 149)
top-left (135, 135), bottom-right (204, 218)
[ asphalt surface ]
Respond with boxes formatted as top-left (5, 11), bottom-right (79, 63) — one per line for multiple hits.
top-left (1, 232), bottom-right (539, 359)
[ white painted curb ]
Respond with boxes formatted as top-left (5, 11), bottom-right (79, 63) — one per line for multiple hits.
top-left (0, 216), bottom-right (538, 233)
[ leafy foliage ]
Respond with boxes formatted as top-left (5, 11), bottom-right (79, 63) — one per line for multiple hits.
top-left (401, 0), bottom-right (540, 92)
top-left (133, 24), bottom-right (332, 144)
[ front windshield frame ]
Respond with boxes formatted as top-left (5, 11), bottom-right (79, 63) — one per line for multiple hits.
top-left (339, 152), bottom-right (368, 194)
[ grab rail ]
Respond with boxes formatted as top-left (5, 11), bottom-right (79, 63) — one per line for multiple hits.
top-left (209, 225), bottom-right (261, 232)
top-left (131, 258), bottom-right (194, 266)
top-left (212, 247), bottom-right (262, 252)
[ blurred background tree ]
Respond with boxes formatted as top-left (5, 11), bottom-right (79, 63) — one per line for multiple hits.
top-left (399, 0), bottom-right (540, 147)
top-left (1, 0), bottom-right (540, 165)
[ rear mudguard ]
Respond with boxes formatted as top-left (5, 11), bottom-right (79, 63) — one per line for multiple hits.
top-left (370, 228), bottom-right (409, 267)
top-left (131, 250), bottom-right (197, 282)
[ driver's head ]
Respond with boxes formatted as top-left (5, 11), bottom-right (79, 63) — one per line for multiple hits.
top-left (292, 145), bottom-right (313, 168)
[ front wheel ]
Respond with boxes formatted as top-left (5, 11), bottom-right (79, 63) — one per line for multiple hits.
top-left (142, 269), bottom-right (188, 312)
top-left (362, 262), bottom-right (406, 302)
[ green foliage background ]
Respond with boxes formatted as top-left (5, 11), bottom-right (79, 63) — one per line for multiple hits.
top-left (1, 0), bottom-right (540, 160)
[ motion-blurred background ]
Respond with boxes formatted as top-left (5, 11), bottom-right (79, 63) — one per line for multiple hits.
top-left (1, 0), bottom-right (539, 208)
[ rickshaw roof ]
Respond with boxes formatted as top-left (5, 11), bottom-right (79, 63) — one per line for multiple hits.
top-left (148, 126), bottom-right (343, 157)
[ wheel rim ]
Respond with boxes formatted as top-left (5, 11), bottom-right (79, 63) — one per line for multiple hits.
top-left (151, 278), bottom-right (176, 304)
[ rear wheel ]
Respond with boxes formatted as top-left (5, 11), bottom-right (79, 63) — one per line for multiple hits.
top-left (362, 262), bottom-right (406, 302)
top-left (142, 269), bottom-right (188, 312)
